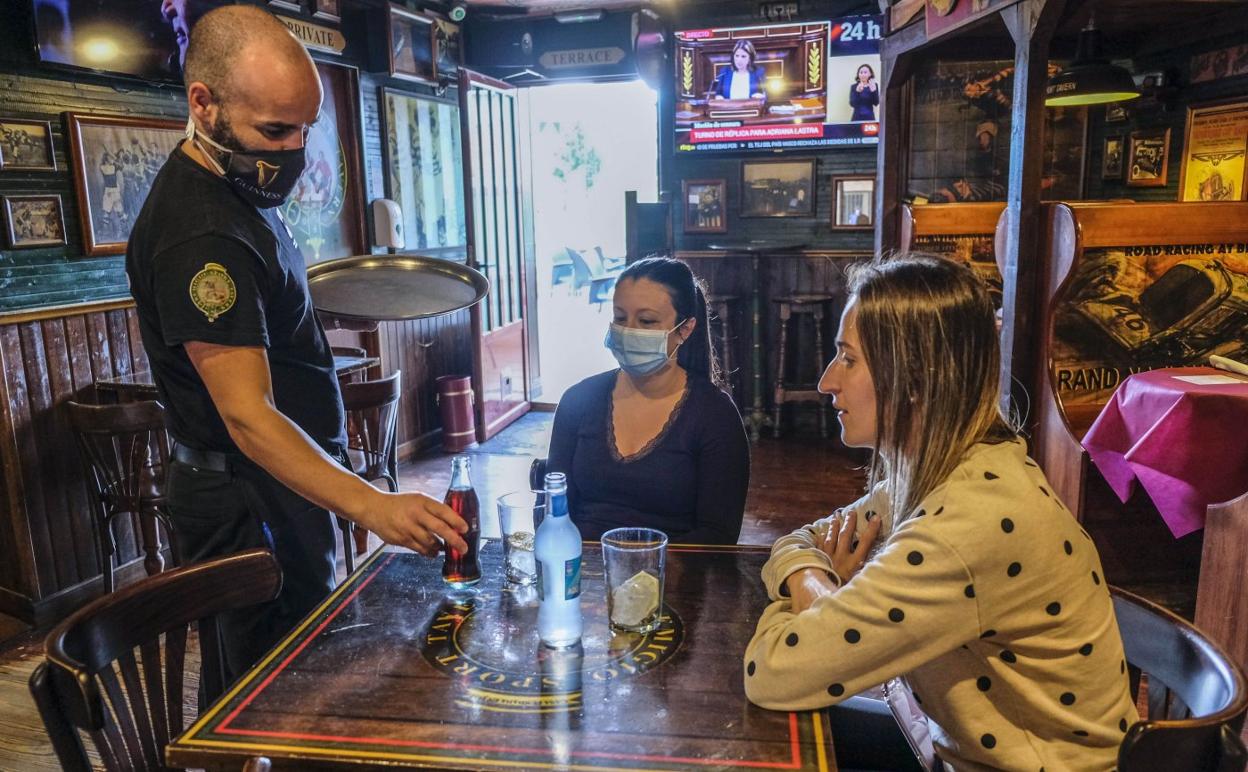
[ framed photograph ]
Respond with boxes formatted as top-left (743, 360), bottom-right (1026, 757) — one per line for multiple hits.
top-left (312, 0), bottom-right (340, 22)
top-left (432, 17), bottom-right (464, 81)
top-left (1179, 99), bottom-right (1248, 202)
top-left (1105, 103), bottom-right (1129, 123)
top-left (0, 119), bottom-right (56, 171)
top-left (831, 176), bottom-right (875, 230)
top-left (1102, 135), bottom-right (1125, 180)
top-left (3, 194), bottom-right (66, 248)
top-left (382, 89), bottom-right (467, 250)
top-left (268, 0), bottom-right (302, 11)
top-left (65, 113), bottom-right (184, 256)
top-left (388, 6), bottom-right (436, 84)
top-left (283, 62), bottom-right (368, 263)
top-left (682, 179), bottom-right (727, 234)
top-left (740, 159), bottom-right (815, 218)
top-left (1126, 128), bottom-right (1171, 187)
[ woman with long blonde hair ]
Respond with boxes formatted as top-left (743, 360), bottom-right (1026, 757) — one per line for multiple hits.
top-left (744, 255), bottom-right (1136, 770)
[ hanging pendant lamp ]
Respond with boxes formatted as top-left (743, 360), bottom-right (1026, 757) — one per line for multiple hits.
top-left (1045, 13), bottom-right (1140, 107)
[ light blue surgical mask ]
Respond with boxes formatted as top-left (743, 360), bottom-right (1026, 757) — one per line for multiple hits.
top-left (604, 320), bottom-right (687, 377)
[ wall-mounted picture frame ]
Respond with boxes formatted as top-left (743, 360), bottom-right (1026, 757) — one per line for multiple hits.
top-left (1179, 99), bottom-right (1248, 202)
top-left (740, 158), bottom-right (815, 218)
top-left (65, 113), bottom-right (184, 256)
top-left (3, 194), bottom-right (66, 248)
top-left (312, 0), bottom-right (340, 22)
top-left (0, 119), bottom-right (56, 172)
top-left (388, 5), bottom-right (436, 84)
top-left (831, 175), bottom-right (875, 229)
top-left (269, 0), bottom-right (302, 12)
top-left (432, 17), bottom-right (464, 81)
top-left (1101, 135), bottom-right (1125, 180)
top-left (382, 89), bottom-right (467, 250)
top-left (682, 179), bottom-right (728, 234)
top-left (1104, 103), bottom-right (1129, 123)
top-left (1126, 128), bottom-right (1171, 187)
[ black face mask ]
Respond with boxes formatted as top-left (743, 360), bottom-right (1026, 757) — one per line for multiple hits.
top-left (187, 117), bottom-right (306, 209)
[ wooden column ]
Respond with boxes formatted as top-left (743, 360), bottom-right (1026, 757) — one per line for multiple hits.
top-left (997, 0), bottom-right (1066, 418)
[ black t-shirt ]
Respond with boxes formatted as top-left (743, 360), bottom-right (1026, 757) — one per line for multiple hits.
top-left (546, 370), bottom-right (750, 544)
top-left (126, 145), bottom-right (346, 454)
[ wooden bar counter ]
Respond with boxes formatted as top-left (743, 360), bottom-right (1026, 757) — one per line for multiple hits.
top-left (168, 545), bottom-right (837, 771)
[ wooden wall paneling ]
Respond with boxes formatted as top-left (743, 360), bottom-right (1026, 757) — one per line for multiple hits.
top-left (16, 322), bottom-right (66, 592)
top-left (0, 324), bottom-right (39, 602)
top-left (40, 317), bottom-right (96, 586)
top-left (85, 312), bottom-right (115, 383)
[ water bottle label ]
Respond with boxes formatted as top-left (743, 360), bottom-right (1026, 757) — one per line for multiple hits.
top-left (563, 557), bottom-right (581, 600)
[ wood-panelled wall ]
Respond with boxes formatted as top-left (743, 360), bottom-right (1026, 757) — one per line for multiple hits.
top-left (0, 301), bottom-right (150, 625)
top-left (679, 251), bottom-right (867, 428)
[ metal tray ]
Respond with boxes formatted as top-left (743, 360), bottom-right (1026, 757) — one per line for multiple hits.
top-left (306, 254), bottom-right (490, 322)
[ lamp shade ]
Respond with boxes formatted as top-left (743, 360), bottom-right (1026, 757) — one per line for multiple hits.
top-left (1045, 25), bottom-right (1140, 107)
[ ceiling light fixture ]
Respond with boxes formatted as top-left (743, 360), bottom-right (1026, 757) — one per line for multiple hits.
top-left (1045, 12), bottom-right (1140, 107)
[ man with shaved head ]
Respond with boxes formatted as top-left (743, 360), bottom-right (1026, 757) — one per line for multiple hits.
top-left (126, 5), bottom-right (468, 686)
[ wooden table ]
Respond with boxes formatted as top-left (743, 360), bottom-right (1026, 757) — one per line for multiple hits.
top-left (167, 545), bottom-right (836, 771)
top-left (95, 355), bottom-right (380, 401)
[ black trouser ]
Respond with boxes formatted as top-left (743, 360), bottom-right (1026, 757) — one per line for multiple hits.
top-left (827, 695), bottom-right (926, 772)
top-left (165, 450), bottom-right (338, 690)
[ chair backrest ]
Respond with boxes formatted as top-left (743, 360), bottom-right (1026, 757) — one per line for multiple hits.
top-left (29, 549), bottom-right (281, 772)
top-left (529, 457), bottom-right (548, 491)
top-left (341, 371), bottom-right (402, 484)
top-left (1113, 587), bottom-right (1248, 771)
top-left (330, 345), bottom-right (368, 358)
top-left (66, 400), bottom-right (170, 512)
top-left (566, 247), bottom-right (602, 281)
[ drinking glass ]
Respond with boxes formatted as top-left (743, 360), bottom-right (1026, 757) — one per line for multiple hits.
top-left (496, 491), bottom-right (543, 585)
top-left (601, 527), bottom-right (667, 633)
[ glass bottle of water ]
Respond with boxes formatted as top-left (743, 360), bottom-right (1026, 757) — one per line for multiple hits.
top-left (536, 472), bottom-right (582, 648)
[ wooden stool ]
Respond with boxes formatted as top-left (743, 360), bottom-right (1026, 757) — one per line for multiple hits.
top-left (705, 293), bottom-right (739, 397)
top-left (771, 294), bottom-right (834, 439)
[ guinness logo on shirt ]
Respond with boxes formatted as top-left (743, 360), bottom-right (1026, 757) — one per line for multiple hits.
top-left (255, 160), bottom-right (282, 189)
top-left (189, 262), bottom-right (237, 322)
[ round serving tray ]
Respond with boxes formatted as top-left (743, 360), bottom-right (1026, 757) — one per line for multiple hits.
top-left (306, 254), bottom-right (490, 322)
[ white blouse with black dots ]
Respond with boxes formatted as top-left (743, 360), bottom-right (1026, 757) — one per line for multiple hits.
top-left (743, 439), bottom-right (1138, 772)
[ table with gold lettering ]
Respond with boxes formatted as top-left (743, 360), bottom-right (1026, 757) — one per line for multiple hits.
top-left (166, 544), bottom-right (837, 771)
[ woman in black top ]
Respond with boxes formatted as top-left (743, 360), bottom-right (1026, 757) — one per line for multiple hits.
top-left (548, 257), bottom-right (750, 544)
top-left (848, 63), bottom-right (879, 122)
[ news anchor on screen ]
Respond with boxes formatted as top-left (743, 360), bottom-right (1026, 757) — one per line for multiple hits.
top-left (712, 40), bottom-right (766, 100)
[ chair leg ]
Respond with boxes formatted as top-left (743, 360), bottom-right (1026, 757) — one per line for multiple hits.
top-left (151, 507), bottom-right (182, 568)
top-left (772, 303), bottom-right (791, 439)
top-left (98, 507), bottom-right (118, 595)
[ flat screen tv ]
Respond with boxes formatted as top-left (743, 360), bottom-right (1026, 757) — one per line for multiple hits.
top-left (32, 0), bottom-right (235, 82)
top-left (674, 15), bottom-right (882, 153)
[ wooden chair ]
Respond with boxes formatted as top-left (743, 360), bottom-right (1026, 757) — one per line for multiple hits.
top-left (1113, 586), bottom-right (1248, 771)
top-left (66, 400), bottom-right (178, 594)
top-left (338, 371), bottom-right (402, 572)
top-left (566, 247), bottom-right (621, 306)
top-left (28, 548), bottom-right (282, 772)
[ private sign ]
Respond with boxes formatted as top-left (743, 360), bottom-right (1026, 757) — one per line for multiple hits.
top-left (539, 46), bottom-right (627, 69)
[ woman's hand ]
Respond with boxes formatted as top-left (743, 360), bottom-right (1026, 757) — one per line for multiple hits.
top-left (785, 568), bottom-right (839, 614)
top-left (856, 83), bottom-right (865, 92)
top-left (868, 78), bottom-right (878, 91)
top-left (816, 509), bottom-right (882, 583)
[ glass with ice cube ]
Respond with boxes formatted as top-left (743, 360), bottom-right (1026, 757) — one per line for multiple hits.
top-left (601, 527), bottom-right (668, 633)
top-left (497, 491), bottom-right (543, 585)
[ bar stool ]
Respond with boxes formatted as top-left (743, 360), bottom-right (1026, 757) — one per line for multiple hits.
top-left (339, 371), bottom-right (402, 572)
top-left (705, 293), bottom-right (740, 397)
top-left (66, 400), bottom-right (178, 593)
top-left (771, 294), bottom-right (835, 439)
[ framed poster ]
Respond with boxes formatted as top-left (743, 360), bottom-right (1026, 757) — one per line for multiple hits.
top-left (831, 175), bottom-right (874, 229)
top-left (682, 179), bottom-right (727, 234)
top-left (1102, 135), bottom-right (1124, 180)
top-left (432, 17), bottom-right (463, 81)
top-left (0, 119), bottom-right (56, 171)
top-left (65, 113), bottom-right (184, 256)
top-left (3, 194), bottom-right (66, 248)
top-left (1179, 100), bottom-right (1248, 202)
top-left (282, 61), bottom-right (368, 263)
top-left (1126, 129), bottom-right (1171, 188)
top-left (740, 159), bottom-right (815, 217)
top-left (388, 5), bottom-right (436, 84)
top-left (382, 89), bottom-right (467, 250)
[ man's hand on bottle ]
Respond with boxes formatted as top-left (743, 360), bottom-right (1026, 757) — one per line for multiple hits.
top-left (357, 490), bottom-right (469, 557)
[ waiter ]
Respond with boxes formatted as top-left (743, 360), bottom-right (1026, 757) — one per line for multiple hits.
top-left (126, 5), bottom-right (468, 682)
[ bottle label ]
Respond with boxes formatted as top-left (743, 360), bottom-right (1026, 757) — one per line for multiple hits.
top-left (564, 557), bottom-right (581, 600)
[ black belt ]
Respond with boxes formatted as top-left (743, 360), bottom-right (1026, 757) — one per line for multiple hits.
top-left (172, 443), bottom-right (233, 473)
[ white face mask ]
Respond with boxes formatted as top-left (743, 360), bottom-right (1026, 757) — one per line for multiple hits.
top-left (604, 321), bottom-right (686, 376)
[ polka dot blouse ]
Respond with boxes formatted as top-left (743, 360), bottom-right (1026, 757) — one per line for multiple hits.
top-left (743, 439), bottom-right (1138, 771)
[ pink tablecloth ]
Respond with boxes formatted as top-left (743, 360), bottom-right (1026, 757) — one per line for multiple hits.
top-left (1083, 367), bottom-right (1248, 538)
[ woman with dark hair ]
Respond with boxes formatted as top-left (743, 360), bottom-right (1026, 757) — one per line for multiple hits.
top-left (744, 255), bottom-right (1135, 770)
top-left (713, 40), bottom-right (766, 101)
top-left (849, 63), bottom-right (879, 121)
top-left (547, 256), bottom-right (749, 544)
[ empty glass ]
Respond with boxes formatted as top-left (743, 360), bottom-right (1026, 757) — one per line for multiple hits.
top-left (601, 527), bottom-right (668, 633)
